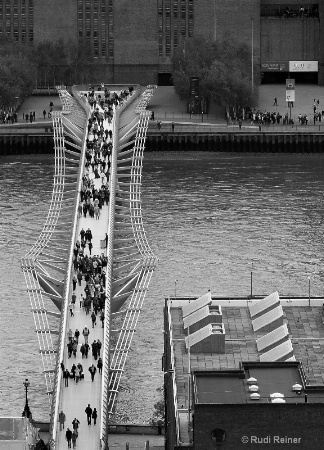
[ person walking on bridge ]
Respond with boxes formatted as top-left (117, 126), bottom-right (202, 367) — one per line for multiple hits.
top-left (65, 428), bottom-right (72, 448)
top-left (58, 411), bottom-right (66, 430)
top-left (83, 326), bottom-right (90, 343)
top-left (85, 404), bottom-right (92, 425)
top-left (92, 408), bottom-right (98, 425)
top-left (89, 364), bottom-right (97, 382)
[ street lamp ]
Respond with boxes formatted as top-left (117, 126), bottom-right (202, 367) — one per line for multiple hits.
top-left (174, 279), bottom-right (178, 298)
top-left (251, 17), bottom-right (254, 93)
top-left (22, 378), bottom-right (32, 419)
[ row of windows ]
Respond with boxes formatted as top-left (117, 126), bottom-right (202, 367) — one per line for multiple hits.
top-left (77, 0), bottom-right (112, 58)
top-left (158, 0), bottom-right (194, 57)
top-left (0, 0), bottom-right (33, 42)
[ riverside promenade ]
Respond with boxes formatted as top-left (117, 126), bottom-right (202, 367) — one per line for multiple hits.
top-left (2, 84), bottom-right (324, 156)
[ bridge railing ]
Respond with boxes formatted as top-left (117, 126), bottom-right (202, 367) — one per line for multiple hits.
top-left (100, 87), bottom-right (141, 448)
top-left (106, 86), bottom-right (157, 417)
top-left (49, 88), bottom-right (89, 448)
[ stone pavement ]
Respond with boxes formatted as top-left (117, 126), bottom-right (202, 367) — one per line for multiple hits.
top-left (7, 84), bottom-right (324, 130)
top-left (16, 95), bottom-right (62, 124)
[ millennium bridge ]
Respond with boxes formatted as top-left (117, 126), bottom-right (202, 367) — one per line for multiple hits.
top-left (21, 84), bottom-right (158, 449)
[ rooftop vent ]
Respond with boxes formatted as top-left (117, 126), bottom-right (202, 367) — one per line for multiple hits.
top-left (270, 392), bottom-right (284, 399)
top-left (271, 398), bottom-right (286, 403)
top-left (249, 385), bottom-right (259, 392)
top-left (250, 393), bottom-right (260, 400)
top-left (292, 383), bottom-right (302, 394)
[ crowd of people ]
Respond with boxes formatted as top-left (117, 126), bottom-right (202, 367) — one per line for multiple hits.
top-left (58, 84), bottom-right (121, 448)
top-left (0, 110), bottom-right (18, 124)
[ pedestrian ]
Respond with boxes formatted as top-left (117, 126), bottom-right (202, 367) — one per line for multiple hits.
top-left (74, 329), bottom-right (80, 344)
top-left (63, 369), bottom-right (70, 387)
top-left (88, 241), bottom-right (93, 255)
top-left (75, 366), bottom-right (80, 383)
top-left (60, 361), bottom-right (65, 375)
top-left (100, 310), bottom-right (105, 327)
top-left (67, 341), bottom-right (73, 358)
top-left (92, 408), bottom-right (98, 425)
top-left (83, 326), bottom-right (90, 344)
top-left (89, 364), bottom-right (97, 382)
top-left (85, 404), bottom-right (92, 425)
top-left (105, 233), bottom-right (108, 248)
top-left (69, 301), bottom-right (75, 317)
top-left (97, 357), bottom-right (103, 374)
top-left (92, 341), bottom-right (98, 360)
top-left (72, 274), bottom-right (77, 291)
top-left (273, 97), bottom-right (278, 106)
top-left (58, 411), bottom-right (66, 430)
top-left (71, 363), bottom-right (76, 380)
top-left (80, 343), bottom-right (86, 358)
top-left (72, 418), bottom-right (80, 432)
top-left (66, 428), bottom-right (72, 448)
top-left (77, 270), bottom-right (82, 286)
top-left (171, 122), bottom-right (174, 132)
top-left (84, 343), bottom-right (90, 358)
top-left (71, 430), bottom-right (78, 449)
top-left (91, 311), bottom-right (96, 328)
top-left (72, 341), bottom-right (78, 358)
top-left (80, 294), bottom-right (84, 309)
top-left (96, 339), bottom-right (102, 357)
top-left (43, 109), bottom-right (46, 119)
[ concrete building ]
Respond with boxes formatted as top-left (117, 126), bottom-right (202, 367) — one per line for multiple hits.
top-left (163, 293), bottom-right (324, 449)
top-left (0, 1), bottom-right (323, 84)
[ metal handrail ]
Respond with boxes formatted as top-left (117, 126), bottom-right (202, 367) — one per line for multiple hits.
top-left (47, 89), bottom-right (88, 448)
top-left (106, 86), bottom-right (158, 417)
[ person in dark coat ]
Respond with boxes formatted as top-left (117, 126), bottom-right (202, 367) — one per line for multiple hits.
top-left (65, 428), bottom-right (72, 448)
top-left (92, 408), bottom-right (98, 425)
top-left (63, 369), bottom-right (70, 387)
top-left (85, 404), bottom-right (92, 425)
top-left (89, 364), bottom-right (97, 382)
top-left (97, 357), bottom-right (103, 374)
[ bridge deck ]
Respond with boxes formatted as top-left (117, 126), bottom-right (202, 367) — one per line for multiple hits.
top-left (56, 169), bottom-right (107, 449)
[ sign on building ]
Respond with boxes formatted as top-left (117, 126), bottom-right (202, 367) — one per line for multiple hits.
top-left (289, 61), bottom-right (318, 72)
top-left (190, 77), bottom-right (200, 98)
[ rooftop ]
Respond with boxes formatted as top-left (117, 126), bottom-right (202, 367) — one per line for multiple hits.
top-left (167, 296), bottom-right (324, 411)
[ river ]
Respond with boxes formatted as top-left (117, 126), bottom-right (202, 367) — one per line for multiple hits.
top-left (0, 151), bottom-right (324, 422)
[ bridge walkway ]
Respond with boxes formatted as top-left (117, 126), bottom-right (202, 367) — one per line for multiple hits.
top-left (56, 168), bottom-right (108, 450)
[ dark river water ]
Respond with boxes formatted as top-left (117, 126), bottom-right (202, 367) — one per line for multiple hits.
top-left (0, 151), bottom-right (324, 423)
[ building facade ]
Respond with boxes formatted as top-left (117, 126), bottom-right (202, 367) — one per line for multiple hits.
top-left (0, 0), bottom-right (323, 85)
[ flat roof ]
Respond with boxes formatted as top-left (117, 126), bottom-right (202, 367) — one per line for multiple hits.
top-left (167, 298), bottom-right (324, 410)
top-left (193, 363), bottom-right (324, 404)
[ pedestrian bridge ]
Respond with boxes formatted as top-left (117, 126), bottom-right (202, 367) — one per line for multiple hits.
top-left (21, 84), bottom-right (157, 449)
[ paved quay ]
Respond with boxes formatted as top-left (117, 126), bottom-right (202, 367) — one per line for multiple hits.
top-left (3, 84), bottom-right (324, 135)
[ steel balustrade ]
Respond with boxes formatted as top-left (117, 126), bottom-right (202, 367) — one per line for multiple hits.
top-left (105, 86), bottom-right (158, 422)
top-left (49, 89), bottom-right (90, 449)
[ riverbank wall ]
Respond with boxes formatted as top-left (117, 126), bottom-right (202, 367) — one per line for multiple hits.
top-left (1, 130), bottom-right (324, 155)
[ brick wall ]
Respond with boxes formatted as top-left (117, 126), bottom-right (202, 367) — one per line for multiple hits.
top-left (113, 0), bottom-right (158, 66)
top-left (261, 18), bottom-right (320, 61)
top-left (194, 403), bottom-right (324, 450)
top-left (194, 0), bottom-right (261, 68)
top-left (33, 0), bottom-right (77, 46)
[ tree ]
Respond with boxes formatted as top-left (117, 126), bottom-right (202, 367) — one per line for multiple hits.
top-left (0, 41), bottom-right (36, 109)
top-left (172, 35), bottom-right (258, 113)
